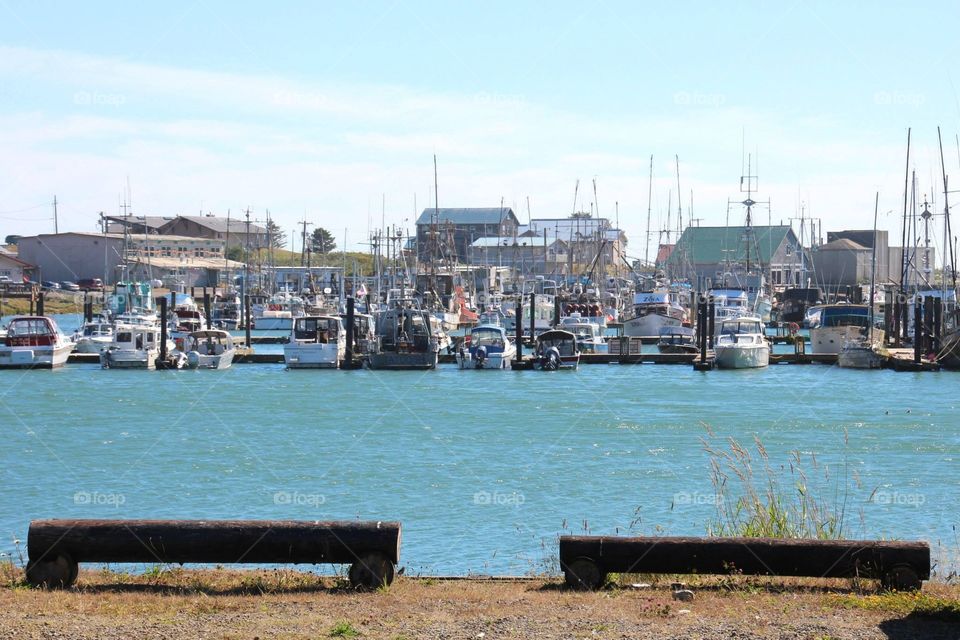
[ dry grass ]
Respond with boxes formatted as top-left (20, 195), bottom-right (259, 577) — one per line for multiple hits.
top-left (1, 568), bottom-right (959, 639)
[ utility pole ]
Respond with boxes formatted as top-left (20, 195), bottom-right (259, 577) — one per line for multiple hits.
top-left (300, 217), bottom-right (314, 267)
top-left (53, 196), bottom-right (59, 234)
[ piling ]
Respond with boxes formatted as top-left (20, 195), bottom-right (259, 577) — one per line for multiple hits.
top-left (344, 296), bottom-right (355, 368)
top-left (553, 297), bottom-right (561, 328)
top-left (933, 297), bottom-right (943, 354)
top-left (158, 296), bottom-right (168, 362)
top-left (515, 295), bottom-right (524, 362)
top-left (169, 291), bottom-right (176, 316)
top-left (923, 297), bottom-right (935, 355)
top-left (529, 292), bottom-right (535, 343)
top-left (707, 300), bottom-right (715, 349)
top-left (36, 291), bottom-right (44, 316)
top-left (913, 302), bottom-right (922, 363)
top-left (203, 292), bottom-right (212, 328)
top-left (244, 295), bottom-right (252, 347)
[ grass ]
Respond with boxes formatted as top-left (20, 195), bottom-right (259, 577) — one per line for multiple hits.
top-left (828, 590), bottom-right (960, 621)
top-left (328, 621), bottom-right (360, 637)
top-left (702, 430), bottom-right (857, 540)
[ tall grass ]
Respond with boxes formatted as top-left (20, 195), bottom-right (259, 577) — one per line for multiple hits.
top-left (703, 431), bottom-right (859, 539)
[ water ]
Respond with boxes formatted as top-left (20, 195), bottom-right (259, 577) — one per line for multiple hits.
top-left (1, 314), bottom-right (958, 575)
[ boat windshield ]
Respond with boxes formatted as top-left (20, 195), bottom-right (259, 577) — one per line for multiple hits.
top-left (720, 320), bottom-right (762, 335)
top-left (472, 329), bottom-right (504, 348)
top-left (8, 319), bottom-right (52, 336)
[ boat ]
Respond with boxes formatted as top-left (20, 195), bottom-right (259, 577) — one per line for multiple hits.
top-left (367, 302), bottom-right (440, 370)
top-left (838, 193), bottom-right (886, 370)
top-left (100, 323), bottom-right (162, 369)
top-left (184, 329), bottom-right (236, 370)
top-left (808, 304), bottom-right (883, 355)
top-left (211, 291), bottom-right (242, 330)
top-left (253, 293), bottom-right (305, 330)
top-left (0, 316), bottom-right (74, 368)
top-left (621, 290), bottom-right (687, 337)
top-left (709, 288), bottom-right (752, 324)
top-left (714, 316), bottom-right (770, 369)
top-left (456, 324), bottom-right (516, 369)
top-left (73, 320), bottom-right (114, 353)
top-left (657, 325), bottom-right (698, 354)
top-left (283, 315), bottom-right (346, 369)
top-left (532, 329), bottom-right (581, 370)
top-left (778, 287), bottom-right (824, 325)
top-left (340, 311), bottom-right (378, 361)
top-left (559, 314), bottom-right (608, 353)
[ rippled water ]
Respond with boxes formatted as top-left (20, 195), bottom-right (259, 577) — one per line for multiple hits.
top-left (0, 314), bottom-right (957, 575)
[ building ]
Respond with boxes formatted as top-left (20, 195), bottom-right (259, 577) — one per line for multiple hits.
top-left (105, 215), bottom-right (174, 235)
top-left (17, 232), bottom-right (243, 287)
top-left (0, 248), bottom-right (35, 282)
top-left (664, 225), bottom-right (806, 289)
top-left (158, 215), bottom-right (270, 250)
top-left (813, 230), bottom-right (905, 287)
top-left (415, 208), bottom-right (520, 263)
top-left (467, 236), bottom-right (569, 275)
top-left (520, 217), bottom-right (628, 276)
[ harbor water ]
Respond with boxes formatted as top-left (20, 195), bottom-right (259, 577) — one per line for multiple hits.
top-left (1, 315), bottom-right (958, 576)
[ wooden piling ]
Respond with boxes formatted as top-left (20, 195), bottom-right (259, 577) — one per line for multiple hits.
top-left (36, 291), bottom-right (44, 316)
top-left (553, 297), bottom-right (561, 328)
top-left (529, 292), bottom-right (535, 343)
top-left (515, 294), bottom-right (523, 362)
top-left (244, 294), bottom-right (252, 345)
top-left (913, 302), bottom-right (922, 363)
top-left (344, 296), bottom-right (355, 368)
top-left (707, 300), bottom-right (715, 349)
top-left (203, 292), bottom-right (212, 328)
top-left (158, 296), bottom-right (168, 362)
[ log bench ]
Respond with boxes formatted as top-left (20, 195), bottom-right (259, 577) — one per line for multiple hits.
top-left (559, 535), bottom-right (930, 591)
top-left (25, 519), bottom-right (401, 590)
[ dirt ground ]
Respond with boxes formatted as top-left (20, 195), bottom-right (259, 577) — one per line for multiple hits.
top-left (1, 569), bottom-right (958, 639)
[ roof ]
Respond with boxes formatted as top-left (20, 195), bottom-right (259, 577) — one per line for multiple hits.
top-left (817, 238), bottom-right (868, 252)
top-left (470, 236), bottom-right (566, 248)
top-left (665, 225), bottom-right (794, 266)
top-left (104, 215), bottom-right (173, 230)
top-left (24, 232), bottom-right (221, 243)
top-left (129, 256), bottom-right (245, 270)
top-left (415, 208), bottom-right (519, 226)
top-left (160, 215), bottom-right (267, 234)
top-left (0, 251), bottom-right (34, 268)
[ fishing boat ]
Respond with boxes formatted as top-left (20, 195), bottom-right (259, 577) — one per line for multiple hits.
top-left (100, 323), bottom-right (162, 369)
top-left (709, 288), bottom-right (752, 324)
top-left (184, 329), bottom-right (236, 370)
top-left (657, 325), bottom-right (698, 354)
top-left (73, 320), bottom-right (115, 353)
top-left (456, 324), bottom-right (516, 370)
top-left (621, 290), bottom-right (687, 337)
top-left (559, 314), bottom-right (608, 353)
top-left (340, 311), bottom-right (378, 360)
top-left (253, 292), bottom-right (305, 330)
top-left (714, 315), bottom-right (770, 369)
top-left (0, 316), bottom-right (74, 368)
top-left (283, 315), bottom-right (346, 369)
top-left (211, 291), bottom-right (242, 330)
top-left (368, 302), bottom-right (439, 370)
top-left (778, 287), bottom-right (824, 325)
top-left (532, 329), bottom-right (580, 370)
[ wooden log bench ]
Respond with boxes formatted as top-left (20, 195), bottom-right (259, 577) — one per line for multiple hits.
top-left (559, 535), bottom-right (930, 591)
top-left (25, 519), bottom-right (401, 590)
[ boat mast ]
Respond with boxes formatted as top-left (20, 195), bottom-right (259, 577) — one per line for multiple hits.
top-left (645, 155), bottom-right (653, 271)
top-left (938, 127), bottom-right (957, 293)
top-left (868, 192), bottom-right (879, 343)
top-left (899, 128), bottom-right (911, 291)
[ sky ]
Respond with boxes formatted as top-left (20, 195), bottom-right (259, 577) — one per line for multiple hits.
top-left (1, 1), bottom-right (959, 261)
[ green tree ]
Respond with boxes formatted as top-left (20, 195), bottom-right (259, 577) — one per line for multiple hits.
top-left (311, 227), bottom-right (337, 254)
top-left (266, 219), bottom-right (286, 249)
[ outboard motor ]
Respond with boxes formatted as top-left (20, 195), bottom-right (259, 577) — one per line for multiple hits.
top-left (475, 345), bottom-right (488, 369)
top-left (544, 346), bottom-right (561, 371)
top-left (186, 350), bottom-right (201, 369)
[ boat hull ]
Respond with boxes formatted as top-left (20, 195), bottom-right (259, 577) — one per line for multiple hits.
top-left (0, 345), bottom-right (72, 369)
top-left (100, 350), bottom-right (158, 370)
top-left (74, 338), bottom-right (112, 354)
top-left (255, 317), bottom-right (294, 331)
top-left (837, 345), bottom-right (884, 369)
top-left (283, 344), bottom-right (342, 369)
top-left (622, 313), bottom-right (681, 337)
top-left (810, 326), bottom-right (886, 355)
top-left (187, 352), bottom-right (235, 370)
top-left (456, 347), bottom-right (515, 370)
top-left (714, 344), bottom-right (770, 369)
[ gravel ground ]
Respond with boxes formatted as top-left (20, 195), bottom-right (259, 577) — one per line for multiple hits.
top-left (0, 570), bottom-right (958, 639)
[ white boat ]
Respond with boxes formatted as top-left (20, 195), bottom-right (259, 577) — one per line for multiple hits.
top-left (211, 292), bottom-right (242, 330)
top-left (456, 325), bottom-right (516, 370)
top-left (254, 293), bottom-right (305, 330)
top-left (622, 291), bottom-right (686, 337)
top-left (837, 341), bottom-right (884, 369)
top-left (808, 304), bottom-right (883, 356)
top-left (532, 329), bottom-right (581, 370)
top-left (100, 323), bottom-right (161, 369)
top-left (709, 288), bottom-right (752, 324)
top-left (73, 321), bottom-right (114, 353)
top-left (0, 316), bottom-right (74, 368)
top-left (184, 329), bottom-right (236, 370)
top-left (559, 314), bottom-right (608, 354)
top-left (714, 316), bottom-right (770, 369)
top-left (283, 315), bottom-right (345, 369)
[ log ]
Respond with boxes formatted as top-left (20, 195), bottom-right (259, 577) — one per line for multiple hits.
top-left (27, 519), bottom-right (401, 589)
top-left (559, 535), bottom-right (929, 590)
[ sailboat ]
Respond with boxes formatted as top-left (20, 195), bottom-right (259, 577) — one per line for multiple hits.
top-left (838, 193), bottom-right (885, 369)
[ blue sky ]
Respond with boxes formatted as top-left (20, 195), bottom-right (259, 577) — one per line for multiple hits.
top-left (1, 1), bottom-right (958, 259)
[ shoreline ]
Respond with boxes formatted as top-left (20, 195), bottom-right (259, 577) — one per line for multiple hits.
top-left (2, 567), bottom-right (958, 639)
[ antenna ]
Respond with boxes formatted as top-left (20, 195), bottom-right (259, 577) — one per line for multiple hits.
top-left (645, 155), bottom-right (653, 268)
top-left (675, 155), bottom-right (683, 235)
top-left (52, 195), bottom-right (58, 234)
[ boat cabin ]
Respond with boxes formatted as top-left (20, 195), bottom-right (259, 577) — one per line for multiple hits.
top-left (5, 317), bottom-right (60, 347)
top-left (292, 316), bottom-right (343, 343)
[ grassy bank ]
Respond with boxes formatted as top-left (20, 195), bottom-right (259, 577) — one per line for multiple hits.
top-left (0, 291), bottom-right (94, 317)
top-left (1, 566), bottom-right (958, 639)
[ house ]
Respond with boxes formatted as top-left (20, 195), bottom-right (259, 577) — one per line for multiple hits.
top-left (415, 208), bottom-right (520, 263)
top-left (521, 217), bottom-right (628, 276)
top-left (0, 249), bottom-right (35, 282)
top-left (813, 230), bottom-right (904, 287)
top-left (467, 236), bottom-right (568, 275)
top-left (105, 215), bottom-right (173, 235)
top-left (664, 225), bottom-right (807, 290)
top-left (17, 232), bottom-right (243, 287)
top-left (158, 215), bottom-right (270, 250)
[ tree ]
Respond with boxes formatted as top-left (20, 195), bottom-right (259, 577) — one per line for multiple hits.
top-left (310, 227), bottom-right (337, 254)
top-left (265, 219), bottom-right (286, 249)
